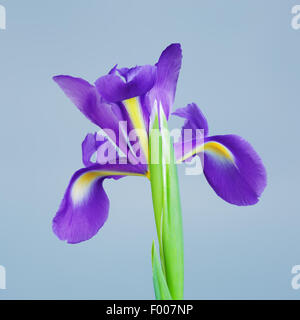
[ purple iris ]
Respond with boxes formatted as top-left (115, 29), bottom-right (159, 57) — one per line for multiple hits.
top-left (52, 44), bottom-right (182, 244)
top-left (52, 43), bottom-right (266, 244)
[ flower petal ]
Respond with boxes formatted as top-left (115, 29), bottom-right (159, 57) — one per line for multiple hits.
top-left (94, 65), bottom-right (157, 103)
top-left (122, 97), bottom-right (149, 163)
top-left (203, 135), bottom-right (267, 206)
top-left (53, 75), bottom-right (102, 126)
top-left (82, 132), bottom-right (120, 167)
top-left (82, 133), bottom-right (100, 167)
top-left (53, 75), bottom-right (131, 156)
top-left (148, 43), bottom-right (182, 119)
top-left (174, 134), bottom-right (266, 205)
top-left (173, 103), bottom-right (209, 137)
top-left (53, 163), bottom-right (147, 244)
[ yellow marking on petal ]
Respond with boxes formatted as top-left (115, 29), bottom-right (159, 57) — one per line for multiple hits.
top-left (145, 170), bottom-right (150, 180)
top-left (123, 97), bottom-right (149, 161)
top-left (205, 142), bottom-right (233, 160)
top-left (71, 170), bottom-right (146, 204)
top-left (178, 141), bottom-right (234, 163)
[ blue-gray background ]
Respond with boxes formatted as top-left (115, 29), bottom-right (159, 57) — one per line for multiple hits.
top-left (0, 0), bottom-right (299, 299)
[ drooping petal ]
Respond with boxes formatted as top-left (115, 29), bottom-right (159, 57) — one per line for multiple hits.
top-left (53, 163), bottom-right (147, 244)
top-left (173, 103), bottom-right (209, 137)
top-left (148, 43), bottom-right (182, 119)
top-left (94, 65), bottom-right (157, 103)
top-left (202, 135), bottom-right (266, 205)
top-left (174, 134), bottom-right (266, 205)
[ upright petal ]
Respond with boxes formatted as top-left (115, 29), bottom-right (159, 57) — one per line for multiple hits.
top-left (94, 66), bottom-right (156, 160)
top-left (173, 103), bottom-right (207, 162)
top-left (53, 163), bottom-right (147, 244)
top-left (173, 103), bottom-right (209, 137)
top-left (148, 43), bottom-right (182, 118)
top-left (82, 133), bottom-right (100, 167)
top-left (94, 65), bottom-right (157, 103)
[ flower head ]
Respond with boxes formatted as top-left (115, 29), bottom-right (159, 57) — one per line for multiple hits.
top-left (52, 44), bottom-right (182, 243)
top-left (52, 43), bottom-right (266, 247)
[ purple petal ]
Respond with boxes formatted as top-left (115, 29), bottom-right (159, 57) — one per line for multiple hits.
top-left (108, 64), bottom-right (118, 75)
top-left (148, 43), bottom-right (182, 118)
top-left (173, 137), bottom-right (204, 163)
top-left (203, 135), bottom-right (267, 206)
top-left (53, 75), bottom-right (131, 156)
top-left (82, 129), bottom-right (147, 169)
top-left (53, 75), bottom-right (101, 126)
top-left (82, 133), bottom-right (99, 167)
top-left (173, 103), bottom-right (209, 137)
top-left (172, 103), bottom-right (266, 205)
top-left (53, 163), bottom-right (147, 244)
top-left (117, 67), bottom-right (144, 82)
top-left (82, 133), bottom-right (119, 167)
top-left (94, 65), bottom-right (156, 103)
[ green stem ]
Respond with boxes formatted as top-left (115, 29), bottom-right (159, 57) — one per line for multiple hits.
top-left (149, 109), bottom-right (184, 300)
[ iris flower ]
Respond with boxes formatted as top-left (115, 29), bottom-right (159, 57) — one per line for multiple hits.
top-left (52, 43), bottom-right (266, 300)
top-left (52, 44), bottom-right (182, 244)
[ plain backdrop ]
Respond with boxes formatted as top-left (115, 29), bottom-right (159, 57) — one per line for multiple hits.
top-left (0, 0), bottom-right (300, 299)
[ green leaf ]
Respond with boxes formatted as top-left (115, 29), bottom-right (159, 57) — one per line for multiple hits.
top-left (151, 241), bottom-right (172, 300)
top-left (149, 107), bottom-right (184, 300)
top-left (160, 109), bottom-right (184, 300)
top-left (149, 111), bottom-right (165, 273)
